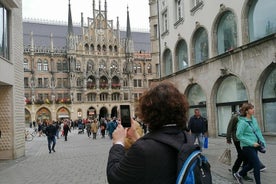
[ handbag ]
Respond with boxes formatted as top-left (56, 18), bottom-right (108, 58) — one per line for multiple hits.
top-left (203, 136), bottom-right (208, 149)
top-left (247, 121), bottom-right (266, 154)
top-left (219, 145), bottom-right (231, 166)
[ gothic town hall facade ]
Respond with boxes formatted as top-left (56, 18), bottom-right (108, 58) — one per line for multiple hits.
top-left (23, 1), bottom-right (154, 123)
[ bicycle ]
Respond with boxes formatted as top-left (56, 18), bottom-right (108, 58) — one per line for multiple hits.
top-left (25, 129), bottom-right (37, 141)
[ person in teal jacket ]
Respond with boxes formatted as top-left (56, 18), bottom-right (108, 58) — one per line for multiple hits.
top-left (234, 103), bottom-right (266, 184)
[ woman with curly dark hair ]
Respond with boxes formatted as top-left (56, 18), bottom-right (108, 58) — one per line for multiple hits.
top-left (106, 82), bottom-right (190, 184)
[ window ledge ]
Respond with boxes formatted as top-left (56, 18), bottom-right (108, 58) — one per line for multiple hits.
top-left (190, 1), bottom-right (204, 15)
top-left (161, 30), bottom-right (169, 37)
top-left (174, 18), bottom-right (184, 28)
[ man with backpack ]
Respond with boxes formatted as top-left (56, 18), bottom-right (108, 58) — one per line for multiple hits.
top-left (106, 82), bottom-right (212, 184)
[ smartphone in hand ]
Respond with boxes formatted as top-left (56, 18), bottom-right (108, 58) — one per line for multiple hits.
top-left (120, 105), bottom-right (131, 128)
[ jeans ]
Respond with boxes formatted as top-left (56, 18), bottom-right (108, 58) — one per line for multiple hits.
top-left (239, 147), bottom-right (261, 184)
top-left (191, 133), bottom-right (203, 150)
top-left (47, 136), bottom-right (56, 152)
top-left (232, 140), bottom-right (247, 173)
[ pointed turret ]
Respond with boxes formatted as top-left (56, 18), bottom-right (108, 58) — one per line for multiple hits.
top-left (66, 0), bottom-right (76, 52)
top-left (125, 6), bottom-right (134, 55)
top-left (104, 0), bottom-right (107, 24)
top-left (126, 6), bottom-right (132, 40)
top-left (68, 0), bottom-right (74, 36)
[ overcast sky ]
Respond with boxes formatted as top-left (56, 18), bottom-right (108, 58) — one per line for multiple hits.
top-left (22, 0), bottom-right (150, 31)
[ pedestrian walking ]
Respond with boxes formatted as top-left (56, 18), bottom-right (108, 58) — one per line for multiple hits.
top-left (86, 121), bottom-right (92, 138)
top-left (91, 119), bottom-right (98, 139)
top-left (63, 121), bottom-right (71, 141)
top-left (234, 103), bottom-right (266, 184)
top-left (45, 120), bottom-right (57, 153)
top-left (226, 111), bottom-right (253, 181)
top-left (187, 108), bottom-right (208, 151)
top-left (107, 117), bottom-right (117, 139)
top-left (100, 118), bottom-right (107, 138)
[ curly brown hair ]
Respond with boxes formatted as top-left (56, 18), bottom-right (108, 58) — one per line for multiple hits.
top-left (239, 103), bottom-right (254, 116)
top-left (135, 82), bottom-right (189, 132)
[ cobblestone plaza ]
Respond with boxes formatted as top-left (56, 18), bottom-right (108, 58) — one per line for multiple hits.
top-left (1, 129), bottom-right (275, 184)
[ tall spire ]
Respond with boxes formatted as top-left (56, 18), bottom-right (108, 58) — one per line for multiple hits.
top-left (126, 5), bottom-right (132, 39)
top-left (125, 6), bottom-right (134, 55)
top-left (68, 0), bottom-right (73, 35)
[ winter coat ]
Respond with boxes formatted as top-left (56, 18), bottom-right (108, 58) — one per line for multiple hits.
top-left (236, 116), bottom-right (266, 148)
top-left (91, 122), bottom-right (98, 133)
top-left (107, 126), bottom-right (187, 184)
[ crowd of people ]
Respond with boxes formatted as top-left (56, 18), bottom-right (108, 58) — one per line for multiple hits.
top-left (27, 82), bottom-right (267, 184)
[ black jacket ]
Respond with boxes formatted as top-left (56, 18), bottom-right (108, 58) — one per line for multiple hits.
top-left (188, 116), bottom-right (207, 134)
top-left (107, 126), bottom-right (187, 184)
top-left (45, 124), bottom-right (56, 138)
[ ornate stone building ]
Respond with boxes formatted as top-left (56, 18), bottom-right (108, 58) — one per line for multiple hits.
top-left (149, 0), bottom-right (276, 138)
top-left (0, 0), bottom-right (24, 159)
top-left (23, 1), bottom-right (154, 123)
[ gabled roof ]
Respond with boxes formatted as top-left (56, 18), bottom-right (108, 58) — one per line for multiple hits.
top-left (23, 21), bottom-right (151, 52)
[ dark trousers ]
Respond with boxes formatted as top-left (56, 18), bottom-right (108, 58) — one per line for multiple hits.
top-left (64, 131), bottom-right (68, 141)
top-left (239, 147), bottom-right (261, 184)
top-left (47, 136), bottom-right (56, 151)
top-left (87, 130), bottom-right (91, 137)
top-left (92, 133), bottom-right (96, 139)
top-left (232, 140), bottom-right (246, 173)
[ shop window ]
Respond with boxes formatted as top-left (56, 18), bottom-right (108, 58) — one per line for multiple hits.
top-left (262, 68), bottom-right (276, 132)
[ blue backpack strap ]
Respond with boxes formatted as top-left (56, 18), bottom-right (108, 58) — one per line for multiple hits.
top-left (176, 150), bottom-right (201, 184)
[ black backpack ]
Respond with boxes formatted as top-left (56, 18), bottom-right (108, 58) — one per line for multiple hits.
top-left (148, 131), bottom-right (212, 184)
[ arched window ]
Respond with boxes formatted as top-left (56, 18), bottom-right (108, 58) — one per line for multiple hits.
top-left (110, 60), bottom-right (118, 74)
top-left (97, 44), bottom-right (101, 52)
top-left (43, 60), bottom-right (48, 71)
top-left (87, 93), bottom-right (97, 101)
top-left (87, 60), bottom-right (93, 72)
top-left (85, 43), bottom-right (89, 53)
top-left (111, 76), bottom-right (120, 89)
top-left (24, 58), bottom-right (29, 71)
top-left (103, 45), bottom-right (106, 52)
top-left (87, 76), bottom-right (96, 89)
top-left (147, 63), bottom-right (152, 74)
top-left (100, 93), bottom-right (108, 101)
top-left (137, 63), bottom-right (142, 73)
top-left (248, 0), bottom-right (276, 41)
top-left (133, 63), bottom-right (137, 73)
top-left (216, 76), bottom-right (247, 135)
top-left (175, 40), bottom-right (188, 71)
top-left (187, 84), bottom-right (207, 118)
top-left (57, 60), bottom-right (62, 72)
top-left (111, 93), bottom-right (120, 101)
top-left (262, 68), bottom-right (276, 132)
top-left (63, 60), bottom-right (68, 72)
top-left (76, 77), bottom-right (82, 87)
top-left (217, 11), bottom-right (237, 54)
top-left (194, 28), bottom-right (208, 64)
top-left (99, 60), bottom-right (106, 71)
top-left (163, 49), bottom-right (173, 76)
top-left (99, 76), bottom-right (108, 89)
top-left (76, 61), bottom-right (81, 72)
top-left (90, 44), bottom-right (94, 52)
top-left (37, 59), bottom-right (42, 71)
